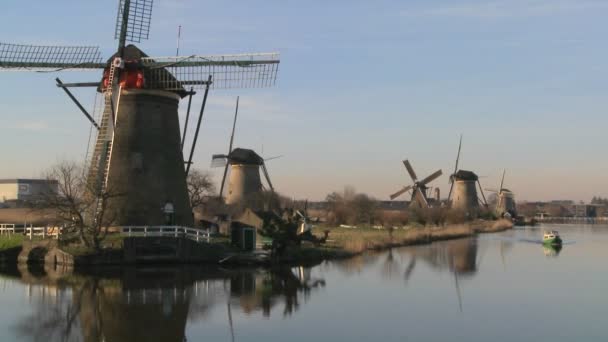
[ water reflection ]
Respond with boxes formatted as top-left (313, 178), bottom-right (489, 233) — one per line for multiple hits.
top-left (543, 244), bottom-right (562, 257)
top-left (406, 238), bottom-right (479, 276)
top-left (1, 264), bottom-right (325, 342)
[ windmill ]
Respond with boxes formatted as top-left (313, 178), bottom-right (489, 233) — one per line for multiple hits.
top-left (211, 99), bottom-right (276, 206)
top-left (485, 170), bottom-right (517, 218)
top-left (0, 0), bottom-right (280, 226)
top-left (390, 160), bottom-right (442, 209)
top-left (447, 135), bottom-right (488, 213)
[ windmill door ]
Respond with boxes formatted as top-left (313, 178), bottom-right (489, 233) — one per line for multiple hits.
top-left (242, 227), bottom-right (256, 251)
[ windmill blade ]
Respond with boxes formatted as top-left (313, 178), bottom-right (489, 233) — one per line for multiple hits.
top-left (484, 188), bottom-right (499, 193)
top-left (447, 182), bottom-right (455, 202)
top-left (420, 169), bottom-right (443, 186)
top-left (264, 155), bottom-right (284, 162)
top-left (219, 97), bottom-right (239, 199)
top-left (210, 155), bottom-right (228, 168)
top-left (413, 187), bottom-right (429, 208)
top-left (402, 159), bottom-right (418, 182)
top-left (141, 53), bottom-right (280, 89)
top-left (0, 42), bottom-right (103, 71)
top-left (451, 134), bottom-right (463, 181)
top-left (499, 169), bottom-right (506, 191)
top-left (115, 0), bottom-right (154, 46)
top-left (390, 185), bottom-right (413, 200)
top-left (477, 180), bottom-right (488, 207)
top-left (261, 163), bottom-right (275, 192)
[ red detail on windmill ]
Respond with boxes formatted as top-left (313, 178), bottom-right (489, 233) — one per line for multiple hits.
top-left (101, 67), bottom-right (146, 90)
top-left (119, 70), bottom-right (145, 89)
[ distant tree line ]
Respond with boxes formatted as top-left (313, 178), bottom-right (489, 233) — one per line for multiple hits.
top-left (591, 196), bottom-right (608, 205)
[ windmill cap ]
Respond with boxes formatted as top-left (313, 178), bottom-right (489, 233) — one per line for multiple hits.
top-left (98, 44), bottom-right (187, 97)
top-left (229, 148), bottom-right (264, 165)
top-left (452, 170), bottom-right (478, 181)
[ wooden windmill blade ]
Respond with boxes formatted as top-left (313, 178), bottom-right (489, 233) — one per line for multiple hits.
top-left (115, 0), bottom-right (155, 47)
top-left (403, 159), bottom-right (418, 182)
top-left (141, 53), bottom-right (280, 89)
top-left (447, 135), bottom-right (463, 202)
top-left (0, 42), bottom-right (104, 71)
top-left (413, 187), bottom-right (429, 208)
top-left (261, 162), bottom-right (275, 193)
top-left (420, 169), bottom-right (443, 186)
top-left (390, 185), bottom-right (413, 200)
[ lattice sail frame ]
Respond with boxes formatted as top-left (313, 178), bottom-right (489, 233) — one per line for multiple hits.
top-left (0, 42), bottom-right (103, 70)
top-left (141, 53), bottom-right (280, 89)
top-left (115, 0), bottom-right (154, 43)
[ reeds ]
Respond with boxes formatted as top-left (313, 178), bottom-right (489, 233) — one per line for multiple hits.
top-left (316, 219), bottom-right (513, 255)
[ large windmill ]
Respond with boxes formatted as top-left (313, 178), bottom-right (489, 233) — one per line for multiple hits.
top-left (485, 170), bottom-right (517, 218)
top-left (0, 0), bottom-right (280, 226)
top-left (390, 160), bottom-right (442, 209)
top-left (447, 136), bottom-right (488, 213)
top-left (210, 98), bottom-right (276, 207)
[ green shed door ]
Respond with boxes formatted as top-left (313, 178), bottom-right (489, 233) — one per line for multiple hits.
top-left (243, 228), bottom-right (256, 251)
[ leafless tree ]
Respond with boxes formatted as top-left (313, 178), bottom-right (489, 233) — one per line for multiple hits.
top-left (39, 160), bottom-right (122, 252)
top-left (187, 169), bottom-right (216, 209)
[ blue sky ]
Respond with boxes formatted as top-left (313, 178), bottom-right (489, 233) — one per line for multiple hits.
top-left (1, 0), bottom-right (607, 201)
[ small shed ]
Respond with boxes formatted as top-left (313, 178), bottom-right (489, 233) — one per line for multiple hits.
top-left (230, 221), bottom-right (256, 251)
top-left (230, 208), bottom-right (282, 250)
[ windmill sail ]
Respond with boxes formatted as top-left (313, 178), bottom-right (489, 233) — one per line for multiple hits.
top-left (115, 0), bottom-right (154, 44)
top-left (0, 42), bottom-right (103, 71)
top-left (141, 53), bottom-right (280, 89)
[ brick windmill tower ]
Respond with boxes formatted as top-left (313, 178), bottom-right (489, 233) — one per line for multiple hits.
top-left (0, 0), bottom-right (280, 226)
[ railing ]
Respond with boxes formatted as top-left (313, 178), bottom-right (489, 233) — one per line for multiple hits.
top-left (120, 226), bottom-right (211, 243)
top-left (0, 224), bottom-right (62, 239)
top-left (0, 224), bottom-right (15, 235)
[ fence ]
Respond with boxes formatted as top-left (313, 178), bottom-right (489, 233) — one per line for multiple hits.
top-left (0, 224), bottom-right (210, 242)
top-left (120, 226), bottom-right (211, 243)
top-left (0, 224), bottom-right (62, 239)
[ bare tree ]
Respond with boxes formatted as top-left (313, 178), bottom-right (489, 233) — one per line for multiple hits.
top-left (39, 160), bottom-right (122, 252)
top-left (187, 169), bottom-right (216, 209)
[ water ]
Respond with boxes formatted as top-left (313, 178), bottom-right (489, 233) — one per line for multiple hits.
top-left (1, 224), bottom-right (607, 342)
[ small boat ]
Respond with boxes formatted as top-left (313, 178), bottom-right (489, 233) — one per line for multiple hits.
top-left (543, 230), bottom-right (562, 246)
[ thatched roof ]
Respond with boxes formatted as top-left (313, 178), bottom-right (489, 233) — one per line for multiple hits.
top-left (229, 148), bottom-right (264, 165)
top-left (452, 170), bottom-right (478, 181)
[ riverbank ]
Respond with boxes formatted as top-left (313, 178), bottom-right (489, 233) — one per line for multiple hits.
top-left (2, 219), bottom-right (513, 267)
top-left (268, 219), bottom-right (514, 263)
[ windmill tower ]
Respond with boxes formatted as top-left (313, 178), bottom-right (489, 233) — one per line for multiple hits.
top-left (211, 99), bottom-right (276, 207)
top-left (212, 148), bottom-right (275, 206)
top-left (0, 0), bottom-right (280, 226)
top-left (390, 159), bottom-right (442, 209)
top-left (447, 136), bottom-right (488, 213)
top-left (485, 170), bottom-right (517, 218)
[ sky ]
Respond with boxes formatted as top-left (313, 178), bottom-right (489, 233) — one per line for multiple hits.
top-left (1, 0), bottom-right (607, 202)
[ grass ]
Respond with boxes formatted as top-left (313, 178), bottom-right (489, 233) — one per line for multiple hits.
top-left (0, 234), bottom-right (25, 252)
top-left (313, 219), bottom-right (513, 255)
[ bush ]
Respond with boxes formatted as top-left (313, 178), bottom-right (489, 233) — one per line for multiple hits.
top-left (446, 209), bottom-right (467, 224)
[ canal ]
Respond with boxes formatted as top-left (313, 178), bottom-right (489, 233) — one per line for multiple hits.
top-left (0, 224), bottom-right (606, 341)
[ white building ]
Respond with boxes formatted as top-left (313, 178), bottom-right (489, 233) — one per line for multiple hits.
top-left (0, 179), bottom-right (58, 203)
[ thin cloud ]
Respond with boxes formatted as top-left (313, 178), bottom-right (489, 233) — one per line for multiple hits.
top-left (10, 120), bottom-right (50, 132)
top-left (400, 0), bottom-right (608, 18)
